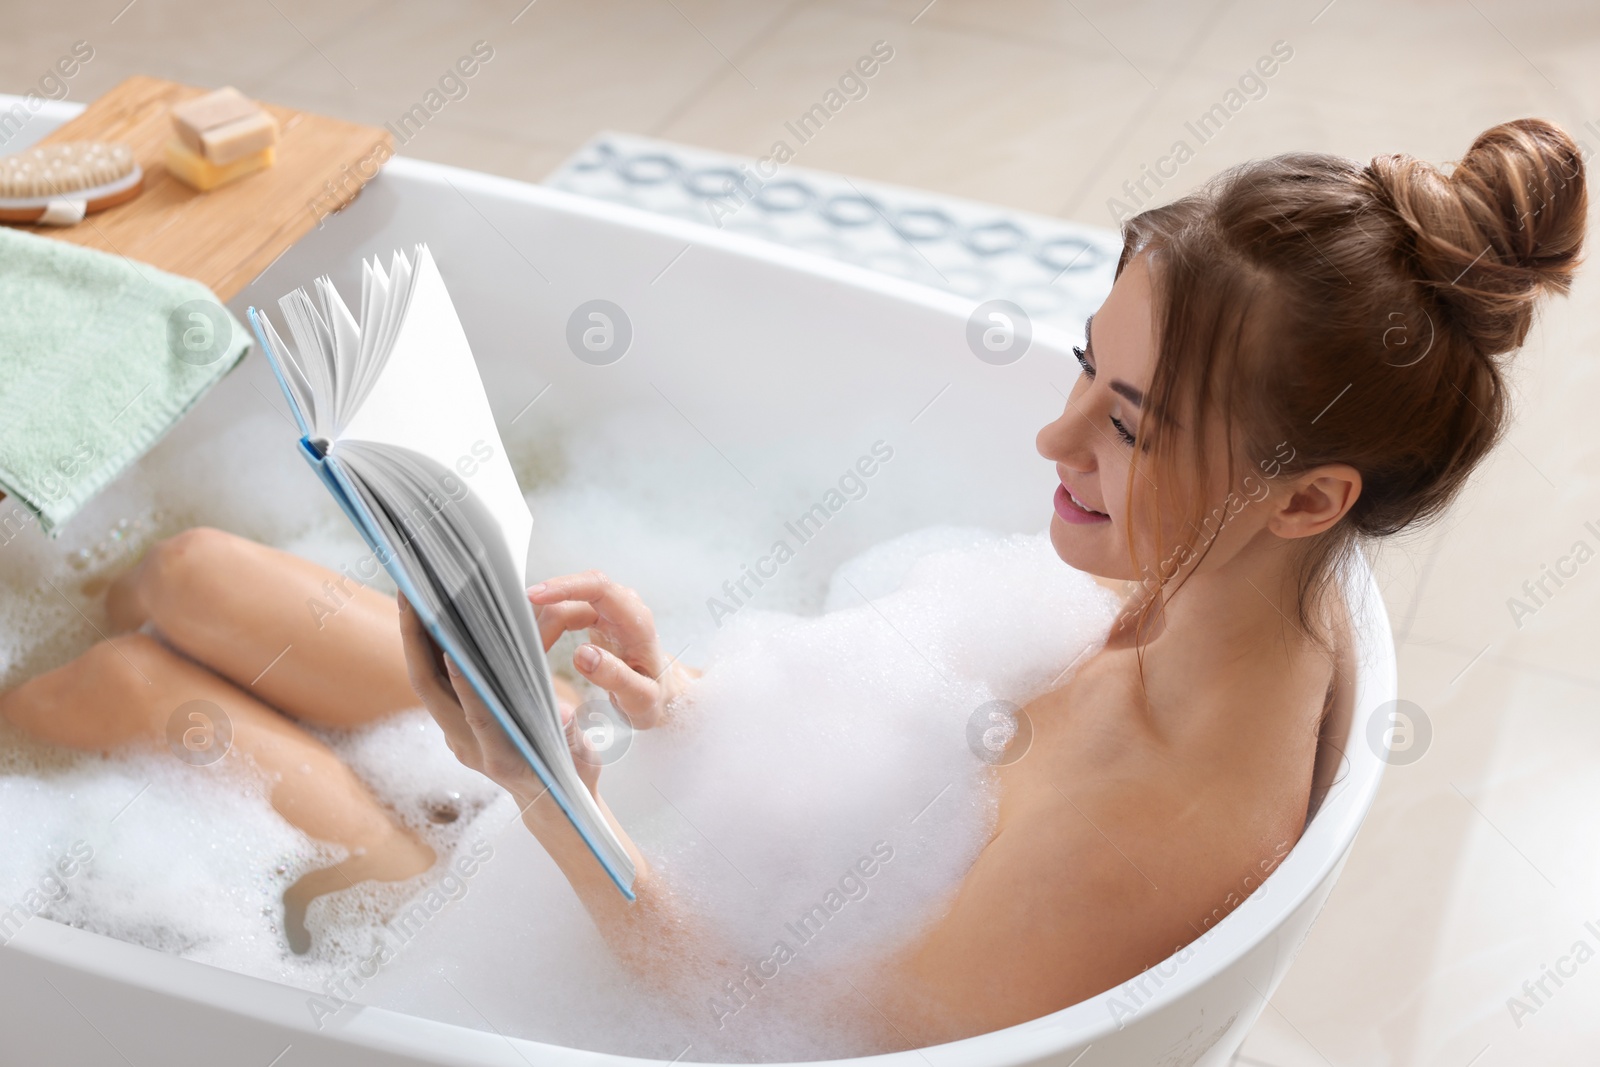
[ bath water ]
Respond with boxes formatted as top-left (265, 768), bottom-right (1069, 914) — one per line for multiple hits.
top-left (0, 401), bottom-right (1119, 1060)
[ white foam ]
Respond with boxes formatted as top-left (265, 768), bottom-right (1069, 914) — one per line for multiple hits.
top-left (0, 745), bottom-right (328, 980)
top-left (363, 524), bottom-right (1120, 1058)
top-left (0, 397), bottom-right (1121, 1060)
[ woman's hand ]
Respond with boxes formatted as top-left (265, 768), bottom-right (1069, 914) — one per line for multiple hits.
top-left (399, 594), bottom-right (667, 964)
top-left (528, 571), bottom-right (696, 730)
top-left (397, 594), bottom-right (604, 801)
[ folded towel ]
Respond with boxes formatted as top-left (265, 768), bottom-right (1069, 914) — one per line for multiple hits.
top-left (0, 225), bottom-right (249, 534)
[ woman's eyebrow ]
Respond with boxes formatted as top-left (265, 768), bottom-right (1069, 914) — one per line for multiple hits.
top-left (1085, 314), bottom-right (1145, 409)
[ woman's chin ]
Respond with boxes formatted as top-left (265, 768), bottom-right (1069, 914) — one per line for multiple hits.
top-left (1048, 513), bottom-right (1125, 578)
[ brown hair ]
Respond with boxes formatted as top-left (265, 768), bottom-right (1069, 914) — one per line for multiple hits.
top-left (1116, 118), bottom-right (1587, 648)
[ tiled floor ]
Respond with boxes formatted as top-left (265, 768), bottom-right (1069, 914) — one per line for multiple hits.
top-left (6, 1), bottom-right (1600, 1063)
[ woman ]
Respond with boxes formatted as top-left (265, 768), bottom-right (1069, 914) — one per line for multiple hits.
top-left (397, 117), bottom-right (1587, 1043)
top-left (1, 118), bottom-right (1584, 1044)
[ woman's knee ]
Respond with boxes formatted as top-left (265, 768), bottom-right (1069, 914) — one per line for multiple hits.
top-left (135, 527), bottom-right (250, 623)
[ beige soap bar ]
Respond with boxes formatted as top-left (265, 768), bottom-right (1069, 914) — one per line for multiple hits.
top-left (198, 110), bottom-right (278, 165)
top-left (171, 87), bottom-right (258, 152)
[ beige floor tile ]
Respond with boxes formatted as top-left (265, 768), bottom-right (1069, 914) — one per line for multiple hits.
top-left (817, 0), bottom-right (1221, 79)
top-left (1253, 640), bottom-right (1600, 1066)
top-left (0, 0), bottom-right (385, 100)
top-left (1263, 647), bottom-right (1515, 1065)
top-left (1053, 0), bottom-right (1600, 225)
top-left (1389, 263), bottom-right (1600, 681)
top-left (655, 3), bottom-right (1160, 216)
top-left (1232, 1007), bottom-right (1344, 1066)
top-left (252, 0), bottom-right (801, 159)
top-left (1411, 689), bottom-right (1600, 1065)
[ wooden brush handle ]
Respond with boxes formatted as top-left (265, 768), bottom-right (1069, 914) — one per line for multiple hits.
top-left (0, 174), bottom-right (145, 223)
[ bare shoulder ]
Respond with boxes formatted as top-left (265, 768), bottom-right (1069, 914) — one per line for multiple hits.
top-left (882, 783), bottom-right (1192, 1043)
top-left (880, 622), bottom-right (1329, 1043)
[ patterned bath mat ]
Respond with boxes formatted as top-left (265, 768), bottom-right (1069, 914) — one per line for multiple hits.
top-left (543, 132), bottom-right (1119, 335)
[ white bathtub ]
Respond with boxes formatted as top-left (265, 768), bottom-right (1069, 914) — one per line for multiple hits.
top-left (0, 148), bottom-right (1395, 1066)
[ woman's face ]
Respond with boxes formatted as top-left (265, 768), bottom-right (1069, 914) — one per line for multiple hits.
top-left (1038, 253), bottom-right (1364, 586)
top-left (1036, 253), bottom-right (1220, 581)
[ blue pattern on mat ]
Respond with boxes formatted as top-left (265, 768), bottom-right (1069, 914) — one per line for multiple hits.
top-left (544, 132), bottom-right (1120, 335)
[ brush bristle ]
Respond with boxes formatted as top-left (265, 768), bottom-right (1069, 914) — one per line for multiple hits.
top-left (0, 142), bottom-right (136, 199)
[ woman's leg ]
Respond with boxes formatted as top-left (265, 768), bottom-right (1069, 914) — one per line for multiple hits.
top-left (0, 631), bottom-right (435, 950)
top-left (106, 528), bottom-right (418, 729)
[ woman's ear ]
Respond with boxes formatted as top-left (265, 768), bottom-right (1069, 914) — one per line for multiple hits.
top-left (1266, 464), bottom-right (1362, 540)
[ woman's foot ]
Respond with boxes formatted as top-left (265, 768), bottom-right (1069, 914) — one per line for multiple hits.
top-left (281, 827), bottom-right (437, 954)
top-left (0, 624), bottom-right (443, 958)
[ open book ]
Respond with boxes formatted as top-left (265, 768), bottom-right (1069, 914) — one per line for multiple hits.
top-left (247, 244), bottom-right (635, 899)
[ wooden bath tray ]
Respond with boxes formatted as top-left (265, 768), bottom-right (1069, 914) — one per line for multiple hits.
top-left (21, 75), bottom-right (392, 300)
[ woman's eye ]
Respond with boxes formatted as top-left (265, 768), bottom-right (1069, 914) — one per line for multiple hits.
top-left (1072, 345), bottom-right (1094, 379)
top-left (1109, 415), bottom-right (1137, 447)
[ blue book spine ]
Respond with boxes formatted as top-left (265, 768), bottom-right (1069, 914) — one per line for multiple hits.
top-left (245, 305), bottom-right (636, 900)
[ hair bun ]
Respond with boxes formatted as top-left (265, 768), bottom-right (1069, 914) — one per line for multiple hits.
top-left (1365, 118), bottom-right (1587, 354)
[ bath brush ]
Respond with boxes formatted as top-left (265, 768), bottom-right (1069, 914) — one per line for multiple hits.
top-left (0, 142), bottom-right (144, 226)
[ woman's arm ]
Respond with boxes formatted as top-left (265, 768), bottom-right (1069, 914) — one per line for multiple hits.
top-left (396, 586), bottom-right (719, 994)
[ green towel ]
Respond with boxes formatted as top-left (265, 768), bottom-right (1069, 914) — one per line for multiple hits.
top-left (0, 226), bottom-right (249, 535)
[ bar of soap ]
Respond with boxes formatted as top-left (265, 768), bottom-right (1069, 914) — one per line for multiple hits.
top-left (171, 87), bottom-right (259, 153)
top-left (198, 110), bottom-right (278, 166)
top-left (164, 137), bottom-right (274, 192)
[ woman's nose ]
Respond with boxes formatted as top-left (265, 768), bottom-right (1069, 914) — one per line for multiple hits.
top-left (1036, 404), bottom-right (1095, 471)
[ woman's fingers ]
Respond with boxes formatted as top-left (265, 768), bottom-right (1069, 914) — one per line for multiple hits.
top-left (398, 596), bottom-right (481, 768)
top-left (528, 571), bottom-right (689, 730)
top-left (397, 595), bottom-right (447, 696)
top-left (572, 642), bottom-right (663, 727)
top-left (533, 599), bottom-right (600, 652)
top-left (442, 654), bottom-right (545, 803)
top-left (531, 572), bottom-right (656, 642)
top-left (531, 571), bottom-right (666, 671)
top-left (528, 571), bottom-right (621, 607)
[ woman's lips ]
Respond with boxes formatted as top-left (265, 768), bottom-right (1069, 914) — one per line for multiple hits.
top-left (1054, 484), bottom-right (1110, 525)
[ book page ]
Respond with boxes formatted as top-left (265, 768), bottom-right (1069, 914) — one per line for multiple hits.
top-left (251, 246), bottom-right (636, 897)
top-left (335, 247), bottom-right (533, 580)
top-left (333, 441), bottom-right (634, 891)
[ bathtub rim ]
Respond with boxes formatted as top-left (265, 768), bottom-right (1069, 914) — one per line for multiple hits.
top-left (1, 132), bottom-right (1396, 1066)
top-left (288, 154), bottom-right (1104, 359)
